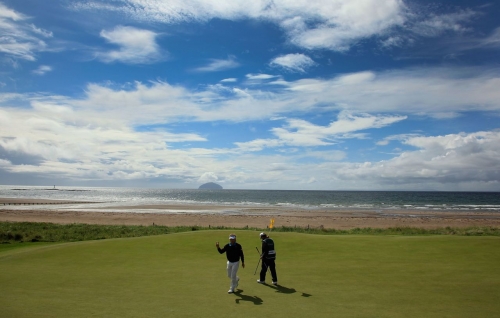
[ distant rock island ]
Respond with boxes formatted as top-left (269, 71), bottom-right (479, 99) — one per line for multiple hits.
top-left (198, 182), bottom-right (223, 190)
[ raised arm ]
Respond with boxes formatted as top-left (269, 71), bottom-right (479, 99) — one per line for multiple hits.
top-left (216, 241), bottom-right (225, 254)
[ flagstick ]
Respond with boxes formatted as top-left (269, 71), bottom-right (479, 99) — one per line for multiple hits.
top-left (269, 218), bottom-right (275, 232)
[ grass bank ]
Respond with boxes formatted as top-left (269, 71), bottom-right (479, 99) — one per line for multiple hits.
top-left (1, 221), bottom-right (499, 246)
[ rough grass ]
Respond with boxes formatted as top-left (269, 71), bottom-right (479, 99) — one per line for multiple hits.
top-left (1, 221), bottom-right (499, 246)
top-left (0, 221), bottom-right (201, 243)
top-left (1, 230), bottom-right (499, 318)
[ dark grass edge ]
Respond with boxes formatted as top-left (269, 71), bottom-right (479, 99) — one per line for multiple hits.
top-left (1, 221), bottom-right (500, 244)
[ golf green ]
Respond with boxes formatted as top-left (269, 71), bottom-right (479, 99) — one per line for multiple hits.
top-left (1, 231), bottom-right (499, 317)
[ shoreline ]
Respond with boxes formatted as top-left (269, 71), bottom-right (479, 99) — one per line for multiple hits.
top-left (2, 198), bottom-right (500, 229)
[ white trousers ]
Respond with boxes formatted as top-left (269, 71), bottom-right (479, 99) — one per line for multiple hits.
top-left (227, 261), bottom-right (240, 289)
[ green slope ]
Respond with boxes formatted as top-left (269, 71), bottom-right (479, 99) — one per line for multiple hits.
top-left (1, 231), bottom-right (499, 318)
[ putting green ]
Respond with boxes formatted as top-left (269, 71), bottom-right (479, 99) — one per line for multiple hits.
top-left (1, 231), bottom-right (499, 317)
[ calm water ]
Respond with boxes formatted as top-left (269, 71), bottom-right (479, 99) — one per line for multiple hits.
top-left (1, 185), bottom-right (500, 212)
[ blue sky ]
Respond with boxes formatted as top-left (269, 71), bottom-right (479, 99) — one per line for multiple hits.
top-left (1, 0), bottom-right (499, 190)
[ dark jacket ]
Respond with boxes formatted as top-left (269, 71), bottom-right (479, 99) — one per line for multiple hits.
top-left (218, 242), bottom-right (245, 263)
top-left (261, 238), bottom-right (276, 260)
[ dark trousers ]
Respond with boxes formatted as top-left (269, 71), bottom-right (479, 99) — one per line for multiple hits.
top-left (260, 258), bottom-right (277, 283)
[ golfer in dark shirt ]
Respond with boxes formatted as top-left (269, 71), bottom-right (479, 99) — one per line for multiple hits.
top-left (216, 233), bottom-right (245, 293)
top-left (257, 232), bottom-right (278, 285)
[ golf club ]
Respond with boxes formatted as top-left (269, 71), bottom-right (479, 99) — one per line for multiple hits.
top-left (253, 258), bottom-right (261, 275)
top-left (254, 247), bottom-right (262, 275)
top-left (255, 246), bottom-right (269, 274)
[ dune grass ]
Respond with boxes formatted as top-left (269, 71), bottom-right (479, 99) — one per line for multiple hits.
top-left (1, 221), bottom-right (499, 246)
top-left (1, 230), bottom-right (499, 318)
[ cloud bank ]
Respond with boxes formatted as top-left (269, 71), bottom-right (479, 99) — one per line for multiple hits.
top-left (72, 0), bottom-right (473, 52)
top-left (1, 63), bottom-right (500, 189)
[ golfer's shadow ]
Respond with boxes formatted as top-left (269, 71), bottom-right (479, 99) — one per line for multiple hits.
top-left (233, 290), bottom-right (263, 305)
top-left (263, 283), bottom-right (312, 297)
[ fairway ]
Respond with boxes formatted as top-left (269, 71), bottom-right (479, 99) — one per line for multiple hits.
top-left (1, 231), bottom-right (499, 318)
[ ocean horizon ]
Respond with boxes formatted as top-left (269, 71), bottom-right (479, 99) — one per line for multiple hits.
top-left (1, 185), bottom-right (500, 213)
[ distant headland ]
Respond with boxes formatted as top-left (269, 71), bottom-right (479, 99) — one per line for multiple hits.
top-left (198, 182), bottom-right (223, 190)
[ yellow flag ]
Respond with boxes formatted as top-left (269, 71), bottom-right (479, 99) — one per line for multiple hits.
top-left (269, 218), bottom-right (275, 229)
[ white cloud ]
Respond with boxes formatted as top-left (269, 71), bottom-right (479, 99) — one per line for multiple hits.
top-left (480, 27), bottom-right (500, 49)
top-left (193, 56), bottom-right (239, 72)
top-left (73, 0), bottom-right (486, 53)
top-left (235, 112), bottom-right (406, 149)
top-left (2, 91), bottom-right (500, 190)
top-left (224, 131), bottom-right (499, 190)
top-left (410, 9), bottom-right (477, 37)
top-left (335, 131), bottom-right (500, 188)
top-left (220, 78), bottom-right (237, 83)
top-left (269, 53), bottom-right (316, 73)
top-left (245, 73), bottom-right (280, 85)
top-left (198, 172), bottom-right (219, 183)
top-left (235, 138), bottom-right (284, 152)
top-left (379, 35), bottom-right (408, 49)
top-left (32, 65), bottom-right (52, 75)
top-left (3, 65), bottom-right (496, 127)
top-left (272, 113), bottom-right (406, 147)
top-left (0, 102), bottom-right (210, 183)
top-left (2, 63), bottom-right (500, 189)
top-left (277, 0), bottom-right (406, 51)
top-left (246, 73), bottom-right (277, 80)
top-left (376, 133), bottom-right (421, 146)
top-left (3, 65), bottom-right (497, 128)
top-left (30, 24), bottom-right (53, 38)
top-left (305, 177), bottom-right (316, 184)
top-left (197, 131), bottom-right (500, 190)
top-left (277, 67), bottom-right (500, 116)
top-left (0, 3), bottom-right (25, 20)
top-left (303, 150), bottom-right (346, 161)
top-left (96, 25), bottom-right (163, 64)
top-left (0, 3), bottom-right (52, 61)
top-left (74, 0), bottom-right (408, 51)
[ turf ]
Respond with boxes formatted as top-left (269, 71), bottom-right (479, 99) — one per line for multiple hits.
top-left (0, 231), bottom-right (499, 318)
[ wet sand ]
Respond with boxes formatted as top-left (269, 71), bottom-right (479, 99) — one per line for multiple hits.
top-left (1, 198), bottom-right (500, 229)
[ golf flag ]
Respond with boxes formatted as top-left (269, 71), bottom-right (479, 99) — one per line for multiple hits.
top-left (269, 218), bottom-right (275, 229)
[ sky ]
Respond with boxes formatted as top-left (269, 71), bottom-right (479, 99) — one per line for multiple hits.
top-left (1, 0), bottom-right (500, 191)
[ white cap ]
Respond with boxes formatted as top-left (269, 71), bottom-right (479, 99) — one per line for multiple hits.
top-left (229, 235), bottom-right (236, 239)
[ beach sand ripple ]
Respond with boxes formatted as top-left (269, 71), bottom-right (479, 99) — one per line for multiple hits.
top-left (1, 198), bottom-right (499, 229)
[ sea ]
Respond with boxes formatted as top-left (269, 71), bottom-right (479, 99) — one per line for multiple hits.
top-left (1, 185), bottom-right (500, 214)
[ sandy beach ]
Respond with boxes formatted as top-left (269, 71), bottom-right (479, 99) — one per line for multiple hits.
top-left (2, 198), bottom-right (500, 229)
